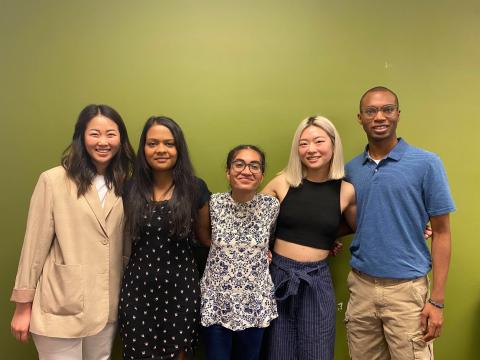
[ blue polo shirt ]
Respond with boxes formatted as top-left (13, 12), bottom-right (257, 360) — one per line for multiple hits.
top-left (345, 139), bottom-right (455, 279)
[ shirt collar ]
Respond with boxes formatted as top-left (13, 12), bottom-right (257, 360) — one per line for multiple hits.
top-left (362, 138), bottom-right (408, 164)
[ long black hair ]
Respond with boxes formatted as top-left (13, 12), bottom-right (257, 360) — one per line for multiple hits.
top-left (61, 104), bottom-right (135, 196)
top-left (124, 116), bottom-right (198, 239)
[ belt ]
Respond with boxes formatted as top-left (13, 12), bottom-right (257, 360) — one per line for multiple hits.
top-left (273, 264), bottom-right (321, 301)
top-left (352, 268), bottom-right (421, 285)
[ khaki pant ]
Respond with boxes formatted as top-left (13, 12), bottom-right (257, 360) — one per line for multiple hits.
top-left (32, 323), bottom-right (116, 360)
top-left (345, 270), bottom-right (433, 360)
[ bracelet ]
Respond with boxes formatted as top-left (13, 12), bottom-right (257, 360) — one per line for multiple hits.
top-left (428, 299), bottom-right (445, 309)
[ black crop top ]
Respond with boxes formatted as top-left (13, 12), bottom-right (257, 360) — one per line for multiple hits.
top-left (275, 179), bottom-right (342, 250)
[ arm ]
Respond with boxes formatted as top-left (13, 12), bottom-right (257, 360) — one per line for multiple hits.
top-left (195, 203), bottom-right (211, 247)
top-left (261, 174), bottom-right (288, 202)
top-left (11, 172), bottom-right (55, 303)
top-left (340, 181), bottom-right (356, 233)
top-left (330, 216), bottom-right (351, 257)
top-left (331, 181), bottom-right (356, 256)
top-left (420, 213), bottom-right (451, 341)
top-left (263, 175), bottom-right (288, 253)
top-left (261, 177), bottom-right (279, 198)
top-left (122, 187), bottom-right (132, 268)
top-left (122, 229), bottom-right (132, 269)
top-left (336, 217), bottom-right (354, 238)
top-left (10, 173), bottom-right (55, 303)
top-left (10, 172), bottom-right (55, 342)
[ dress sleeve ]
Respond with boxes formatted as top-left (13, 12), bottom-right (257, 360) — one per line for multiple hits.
top-left (195, 177), bottom-right (211, 209)
top-left (11, 171), bottom-right (55, 303)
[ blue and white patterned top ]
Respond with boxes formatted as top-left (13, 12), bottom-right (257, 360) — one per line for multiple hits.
top-left (200, 192), bottom-right (280, 330)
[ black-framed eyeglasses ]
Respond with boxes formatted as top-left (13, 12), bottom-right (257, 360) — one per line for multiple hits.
top-left (361, 104), bottom-right (398, 119)
top-left (230, 159), bottom-right (263, 174)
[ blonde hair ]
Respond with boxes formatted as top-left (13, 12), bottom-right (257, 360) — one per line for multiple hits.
top-left (282, 115), bottom-right (345, 187)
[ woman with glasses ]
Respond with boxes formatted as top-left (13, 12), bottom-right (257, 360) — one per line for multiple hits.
top-left (10, 104), bottom-right (135, 359)
top-left (118, 116), bottom-right (211, 360)
top-left (262, 116), bottom-right (356, 360)
top-left (200, 145), bottom-right (279, 360)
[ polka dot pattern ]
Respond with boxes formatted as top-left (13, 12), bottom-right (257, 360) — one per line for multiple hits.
top-left (119, 201), bottom-right (200, 360)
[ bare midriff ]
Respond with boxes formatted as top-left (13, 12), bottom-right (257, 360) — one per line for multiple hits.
top-left (273, 238), bottom-right (330, 262)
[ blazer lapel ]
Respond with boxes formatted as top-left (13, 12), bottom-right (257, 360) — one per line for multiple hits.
top-left (103, 189), bottom-right (119, 220)
top-left (83, 187), bottom-right (108, 236)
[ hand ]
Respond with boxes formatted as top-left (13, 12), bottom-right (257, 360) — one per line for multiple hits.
top-left (420, 302), bottom-right (443, 342)
top-left (11, 303), bottom-right (32, 343)
top-left (330, 240), bottom-right (343, 257)
top-left (424, 224), bottom-right (433, 239)
top-left (267, 250), bottom-right (272, 264)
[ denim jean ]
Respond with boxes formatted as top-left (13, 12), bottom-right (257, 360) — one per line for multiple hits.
top-left (202, 324), bottom-right (265, 360)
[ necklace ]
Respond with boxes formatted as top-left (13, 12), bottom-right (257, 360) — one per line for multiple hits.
top-left (153, 182), bottom-right (174, 202)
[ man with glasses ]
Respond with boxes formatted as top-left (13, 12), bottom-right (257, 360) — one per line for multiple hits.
top-left (344, 86), bottom-right (455, 359)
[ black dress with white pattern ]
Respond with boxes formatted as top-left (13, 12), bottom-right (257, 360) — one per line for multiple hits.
top-left (119, 179), bottom-right (209, 360)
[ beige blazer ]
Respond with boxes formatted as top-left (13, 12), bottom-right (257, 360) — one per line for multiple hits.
top-left (11, 166), bottom-right (131, 338)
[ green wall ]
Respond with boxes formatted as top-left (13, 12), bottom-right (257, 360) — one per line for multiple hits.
top-left (1, 0), bottom-right (478, 358)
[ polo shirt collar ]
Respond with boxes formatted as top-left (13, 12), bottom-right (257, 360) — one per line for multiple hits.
top-left (362, 138), bottom-right (408, 164)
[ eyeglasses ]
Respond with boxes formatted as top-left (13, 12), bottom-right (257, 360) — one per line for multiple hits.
top-left (230, 159), bottom-right (263, 174)
top-left (361, 104), bottom-right (398, 119)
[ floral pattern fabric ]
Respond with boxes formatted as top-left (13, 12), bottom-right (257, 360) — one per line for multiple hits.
top-left (201, 192), bottom-right (280, 331)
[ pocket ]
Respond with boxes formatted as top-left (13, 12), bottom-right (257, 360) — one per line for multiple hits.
top-left (409, 276), bottom-right (428, 308)
top-left (344, 314), bottom-right (354, 359)
top-left (41, 263), bottom-right (84, 315)
top-left (409, 333), bottom-right (433, 360)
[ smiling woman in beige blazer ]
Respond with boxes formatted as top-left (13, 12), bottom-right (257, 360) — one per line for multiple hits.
top-left (10, 104), bottom-right (135, 360)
